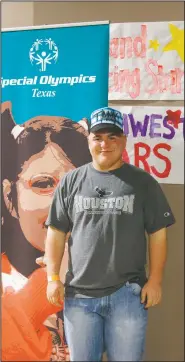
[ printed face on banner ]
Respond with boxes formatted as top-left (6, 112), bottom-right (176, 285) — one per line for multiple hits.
top-left (16, 144), bottom-right (75, 251)
top-left (115, 106), bottom-right (184, 184)
top-left (1, 102), bottom-right (91, 270)
top-left (1, 102), bottom-right (92, 361)
top-left (109, 21), bottom-right (184, 100)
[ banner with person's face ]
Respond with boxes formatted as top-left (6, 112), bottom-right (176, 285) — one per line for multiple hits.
top-left (1, 22), bottom-right (109, 361)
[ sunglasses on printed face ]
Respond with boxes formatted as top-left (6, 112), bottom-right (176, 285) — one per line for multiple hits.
top-left (28, 174), bottom-right (59, 195)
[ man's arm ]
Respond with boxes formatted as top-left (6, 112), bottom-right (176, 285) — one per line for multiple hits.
top-left (36, 232), bottom-right (70, 268)
top-left (141, 228), bottom-right (167, 308)
top-left (45, 226), bottom-right (67, 307)
top-left (148, 227), bottom-right (167, 283)
top-left (45, 226), bottom-right (67, 278)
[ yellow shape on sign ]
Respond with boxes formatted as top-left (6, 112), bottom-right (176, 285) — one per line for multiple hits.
top-left (149, 39), bottom-right (160, 51)
top-left (163, 23), bottom-right (184, 62)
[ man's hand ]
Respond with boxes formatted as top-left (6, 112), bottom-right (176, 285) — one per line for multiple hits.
top-left (47, 280), bottom-right (64, 308)
top-left (141, 279), bottom-right (162, 308)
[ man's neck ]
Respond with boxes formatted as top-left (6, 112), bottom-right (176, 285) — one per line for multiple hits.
top-left (92, 159), bottom-right (124, 172)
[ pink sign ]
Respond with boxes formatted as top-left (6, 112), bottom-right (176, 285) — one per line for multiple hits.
top-left (109, 22), bottom-right (184, 100)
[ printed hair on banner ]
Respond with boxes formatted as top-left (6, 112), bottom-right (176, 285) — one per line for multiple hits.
top-left (117, 106), bottom-right (184, 184)
top-left (1, 101), bottom-right (92, 361)
top-left (109, 21), bottom-right (184, 100)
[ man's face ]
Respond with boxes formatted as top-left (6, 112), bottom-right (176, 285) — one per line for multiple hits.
top-left (88, 129), bottom-right (126, 170)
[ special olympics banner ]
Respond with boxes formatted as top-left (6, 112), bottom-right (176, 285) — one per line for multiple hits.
top-left (1, 22), bottom-right (109, 361)
top-left (109, 21), bottom-right (184, 100)
top-left (2, 22), bottom-right (109, 123)
top-left (115, 106), bottom-right (184, 184)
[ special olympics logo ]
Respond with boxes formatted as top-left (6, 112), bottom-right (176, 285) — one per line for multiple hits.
top-left (29, 38), bottom-right (59, 72)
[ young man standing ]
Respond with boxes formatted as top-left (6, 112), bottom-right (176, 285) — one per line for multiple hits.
top-left (45, 107), bottom-right (175, 361)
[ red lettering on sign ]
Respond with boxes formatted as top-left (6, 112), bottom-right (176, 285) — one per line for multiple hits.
top-left (134, 142), bottom-right (151, 173)
top-left (109, 67), bottom-right (140, 98)
top-left (145, 59), bottom-right (184, 95)
top-left (151, 143), bottom-right (171, 178)
top-left (134, 142), bottom-right (171, 178)
top-left (133, 25), bottom-right (147, 58)
top-left (110, 24), bottom-right (147, 59)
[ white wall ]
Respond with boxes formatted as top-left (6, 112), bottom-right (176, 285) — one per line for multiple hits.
top-left (1, 1), bottom-right (34, 28)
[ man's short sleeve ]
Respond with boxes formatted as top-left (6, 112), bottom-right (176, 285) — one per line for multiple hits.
top-left (144, 176), bottom-right (176, 234)
top-left (45, 177), bottom-right (70, 233)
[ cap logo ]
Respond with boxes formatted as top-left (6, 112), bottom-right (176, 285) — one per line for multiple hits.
top-left (90, 107), bottom-right (123, 130)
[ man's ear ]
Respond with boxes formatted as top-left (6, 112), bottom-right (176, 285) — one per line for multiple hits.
top-left (2, 179), bottom-right (18, 219)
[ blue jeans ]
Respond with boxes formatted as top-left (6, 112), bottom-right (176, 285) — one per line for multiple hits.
top-left (64, 282), bottom-right (148, 361)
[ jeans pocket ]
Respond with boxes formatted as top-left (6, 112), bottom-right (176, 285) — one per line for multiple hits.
top-left (128, 282), bottom-right (142, 296)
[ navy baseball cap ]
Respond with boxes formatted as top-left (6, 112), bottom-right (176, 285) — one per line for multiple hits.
top-left (89, 107), bottom-right (123, 133)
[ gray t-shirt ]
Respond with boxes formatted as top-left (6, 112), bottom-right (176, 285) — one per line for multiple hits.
top-left (46, 163), bottom-right (175, 298)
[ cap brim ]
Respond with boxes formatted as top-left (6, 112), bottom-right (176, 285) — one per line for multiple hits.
top-left (90, 123), bottom-right (123, 134)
